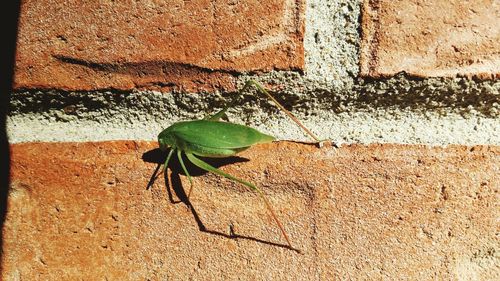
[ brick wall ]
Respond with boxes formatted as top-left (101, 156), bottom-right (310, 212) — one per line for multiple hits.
top-left (15, 0), bottom-right (304, 92)
top-left (3, 0), bottom-right (499, 280)
top-left (360, 0), bottom-right (499, 79)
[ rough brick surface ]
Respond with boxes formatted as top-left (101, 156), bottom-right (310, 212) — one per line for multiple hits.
top-left (14, 0), bottom-right (304, 92)
top-left (3, 141), bottom-right (499, 279)
top-left (361, 0), bottom-right (500, 79)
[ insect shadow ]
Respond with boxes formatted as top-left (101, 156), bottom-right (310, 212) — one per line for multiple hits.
top-left (142, 148), bottom-right (249, 202)
top-left (142, 148), bottom-right (294, 250)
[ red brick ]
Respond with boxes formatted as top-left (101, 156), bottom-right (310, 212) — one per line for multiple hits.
top-left (361, 0), bottom-right (500, 79)
top-left (14, 0), bottom-right (304, 92)
top-left (3, 141), bottom-right (498, 279)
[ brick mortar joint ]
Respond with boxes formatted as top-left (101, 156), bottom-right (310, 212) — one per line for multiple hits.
top-left (9, 73), bottom-right (500, 120)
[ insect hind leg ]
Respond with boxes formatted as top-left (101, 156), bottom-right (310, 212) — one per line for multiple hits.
top-left (185, 152), bottom-right (293, 249)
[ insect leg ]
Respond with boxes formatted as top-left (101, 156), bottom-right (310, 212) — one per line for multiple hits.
top-left (152, 148), bottom-right (176, 183)
top-left (185, 152), bottom-right (292, 248)
top-left (177, 150), bottom-right (194, 199)
top-left (204, 98), bottom-right (238, 121)
top-left (163, 148), bottom-right (175, 172)
top-left (204, 79), bottom-right (251, 121)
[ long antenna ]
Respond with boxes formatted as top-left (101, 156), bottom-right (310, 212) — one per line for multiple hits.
top-left (242, 80), bottom-right (321, 143)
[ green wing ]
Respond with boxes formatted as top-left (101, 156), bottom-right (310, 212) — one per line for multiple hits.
top-left (168, 120), bottom-right (275, 149)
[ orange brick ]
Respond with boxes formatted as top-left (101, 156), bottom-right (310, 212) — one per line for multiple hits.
top-left (14, 0), bottom-right (304, 92)
top-left (361, 0), bottom-right (500, 79)
top-left (3, 141), bottom-right (498, 279)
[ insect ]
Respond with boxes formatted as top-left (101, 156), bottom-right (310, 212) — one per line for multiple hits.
top-left (157, 80), bottom-right (321, 249)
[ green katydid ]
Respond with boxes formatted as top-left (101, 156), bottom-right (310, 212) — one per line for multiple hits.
top-left (157, 80), bottom-right (321, 249)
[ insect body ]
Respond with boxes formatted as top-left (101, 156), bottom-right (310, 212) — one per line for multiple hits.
top-left (158, 80), bottom-right (320, 249)
top-left (159, 120), bottom-right (274, 159)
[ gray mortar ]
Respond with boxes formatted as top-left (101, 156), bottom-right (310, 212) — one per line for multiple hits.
top-left (8, 72), bottom-right (500, 145)
top-left (7, 0), bottom-right (500, 145)
top-left (304, 0), bottom-right (360, 86)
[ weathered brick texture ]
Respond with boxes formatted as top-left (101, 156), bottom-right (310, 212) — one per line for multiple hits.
top-left (3, 142), bottom-right (498, 279)
top-left (14, 0), bottom-right (304, 92)
top-left (361, 0), bottom-right (500, 79)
